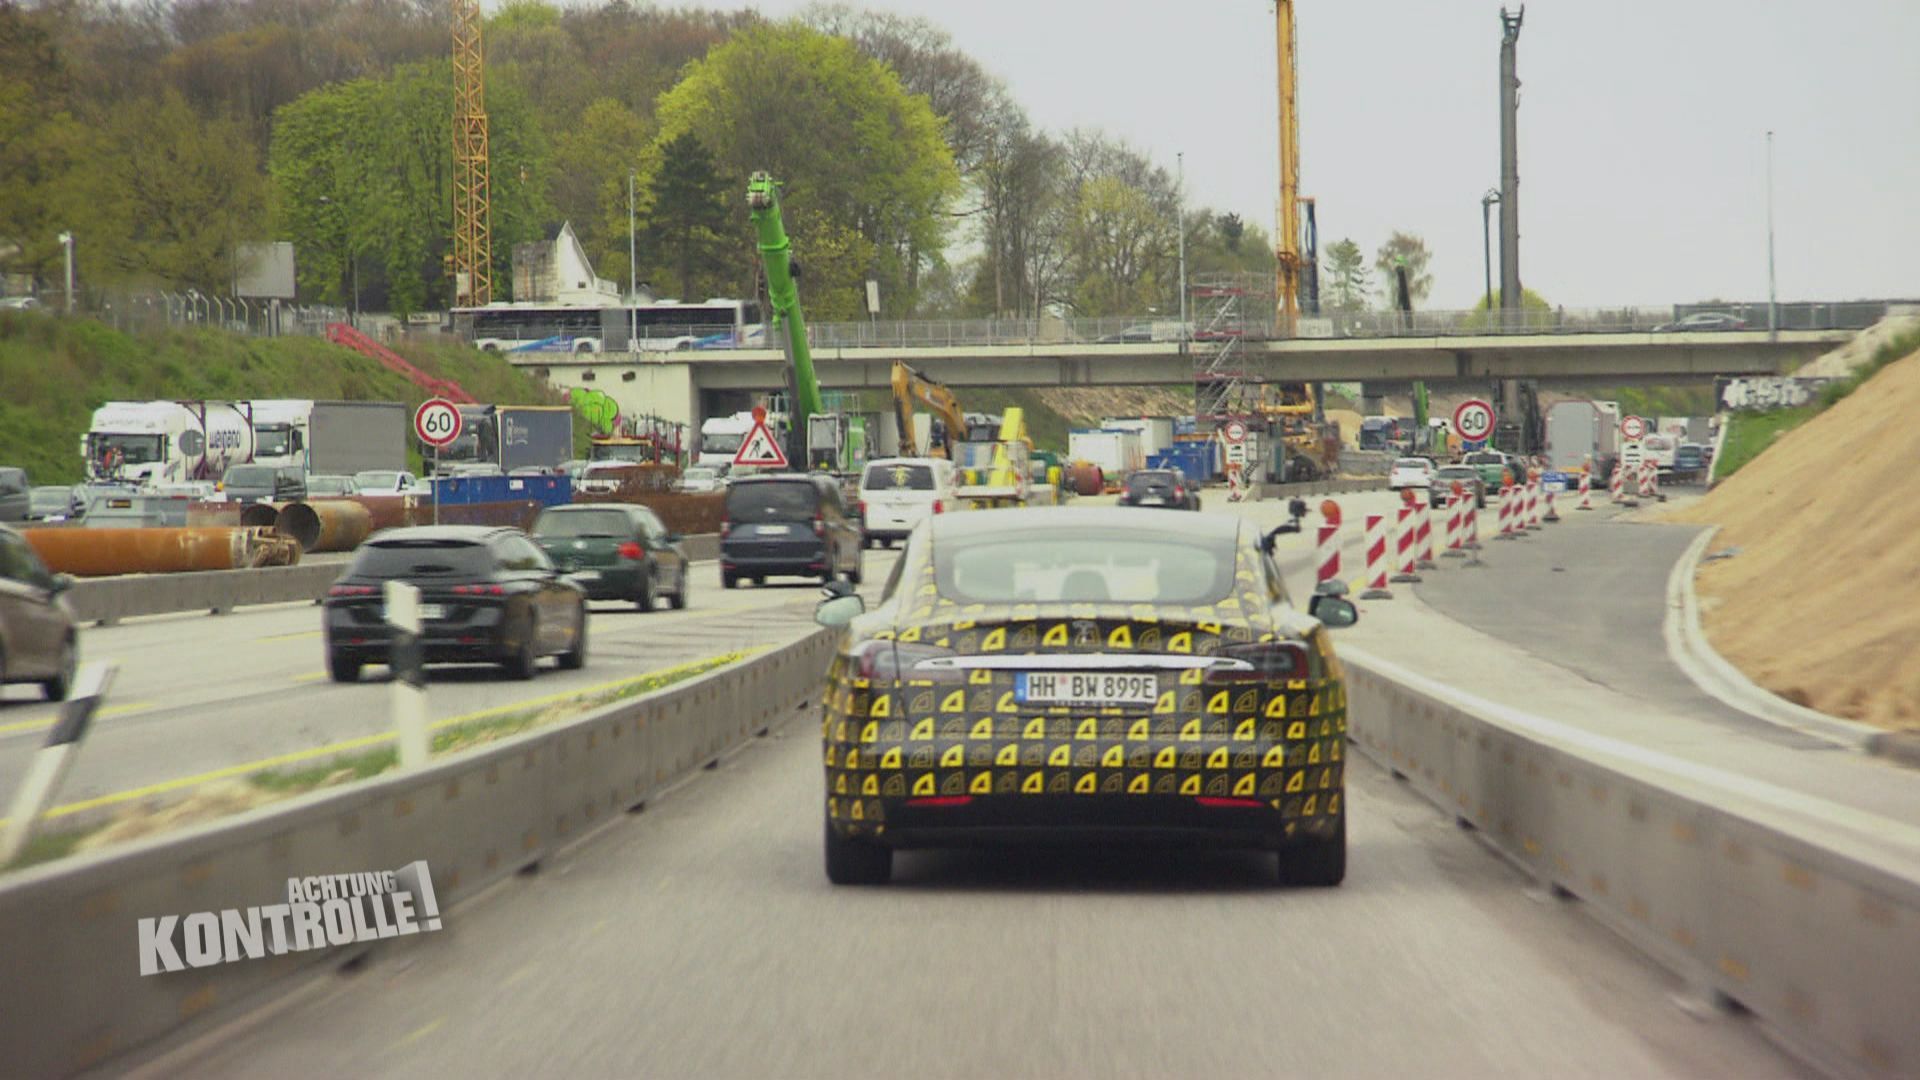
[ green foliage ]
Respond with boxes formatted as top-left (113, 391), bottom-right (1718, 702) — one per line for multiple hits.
top-left (269, 61), bottom-right (551, 313)
top-left (637, 133), bottom-right (734, 300)
top-left (1069, 176), bottom-right (1173, 316)
top-left (1374, 231), bottom-right (1434, 308)
top-left (1461, 288), bottom-right (1552, 329)
top-left (1601, 384), bottom-right (1715, 418)
top-left (1817, 324), bottom-right (1920, 408)
top-left (1713, 407), bottom-right (1816, 481)
top-left (0, 311), bottom-right (562, 485)
top-left (555, 98), bottom-right (650, 281)
top-left (1322, 239), bottom-right (1370, 312)
top-left (649, 23), bottom-right (960, 318)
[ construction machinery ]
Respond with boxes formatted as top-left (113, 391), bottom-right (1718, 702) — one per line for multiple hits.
top-left (890, 361), bottom-right (968, 460)
top-left (450, 0), bottom-right (492, 306)
top-left (747, 172), bottom-right (838, 471)
top-left (954, 408), bottom-right (1032, 509)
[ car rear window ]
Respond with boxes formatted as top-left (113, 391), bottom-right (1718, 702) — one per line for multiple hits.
top-left (726, 481), bottom-right (818, 520)
top-left (1465, 453), bottom-right (1502, 465)
top-left (1394, 458), bottom-right (1428, 469)
top-left (533, 509), bottom-right (632, 538)
top-left (351, 539), bottom-right (495, 578)
top-left (1125, 471), bottom-right (1177, 492)
top-left (935, 528), bottom-right (1236, 605)
top-left (226, 466), bottom-right (274, 485)
top-left (862, 463), bottom-right (935, 491)
top-left (1436, 467), bottom-right (1476, 479)
top-left (0, 470), bottom-right (25, 495)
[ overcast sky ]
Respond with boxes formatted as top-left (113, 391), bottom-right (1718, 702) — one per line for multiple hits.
top-left (745, 0), bottom-right (1919, 309)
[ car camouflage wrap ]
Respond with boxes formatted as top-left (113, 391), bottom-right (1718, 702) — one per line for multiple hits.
top-left (820, 538), bottom-right (1346, 842)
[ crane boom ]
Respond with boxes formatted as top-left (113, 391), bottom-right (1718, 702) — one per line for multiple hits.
top-left (747, 172), bottom-right (824, 465)
top-left (1274, 0), bottom-right (1301, 336)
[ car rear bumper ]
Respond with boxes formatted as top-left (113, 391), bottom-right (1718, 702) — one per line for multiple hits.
top-left (721, 540), bottom-right (830, 576)
top-left (556, 564), bottom-right (645, 600)
top-left (838, 795), bottom-right (1337, 851)
top-left (325, 626), bottom-right (513, 664)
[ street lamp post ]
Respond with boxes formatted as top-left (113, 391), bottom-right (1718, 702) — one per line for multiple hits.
top-left (628, 171), bottom-right (639, 351)
top-left (57, 232), bottom-right (75, 314)
top-left (1766, 131), bottom-right (1778, 339)
top-left (1176, 152), bottom-right (1188, 356)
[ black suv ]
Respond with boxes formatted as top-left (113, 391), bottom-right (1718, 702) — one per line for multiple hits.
top-left (720, 474), bottom-right (863, 588)
top-left (1117, 468), bottom-right (1201, 511)
top-left (222, 464), bottom-right (306, 504)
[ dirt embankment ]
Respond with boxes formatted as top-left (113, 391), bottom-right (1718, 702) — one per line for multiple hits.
top-left (1665, 346), bottom-right (1920, 729)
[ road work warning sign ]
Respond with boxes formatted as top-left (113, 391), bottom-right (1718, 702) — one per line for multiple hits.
top-left (733, 414), bottom-right (788, 468)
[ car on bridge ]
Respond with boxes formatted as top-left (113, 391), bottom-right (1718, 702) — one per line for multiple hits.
top-left (811, 507), bottom-right (1357, 886)
top-left (1653, 312), bottom-right (1747, 332)
top-left (323, 525), bottom-right (587, 683)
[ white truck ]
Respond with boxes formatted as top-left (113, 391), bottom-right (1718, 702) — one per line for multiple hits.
top-left (1067, 429), bottom-right (1145, 481)
top-left (1543, 399), bottom-right (1624, 480)
top-left (697, 410), bottom-right (788, 471)
top-left (82, 401), bottom-right (257, 486)
top-left (249, 400), bottom-right (409, 478)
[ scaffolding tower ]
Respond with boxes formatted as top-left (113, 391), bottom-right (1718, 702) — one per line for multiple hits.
top-left (451, 0), bottom-right (493, 307)
top-left (1192, 271), bottom-right (1276, 422)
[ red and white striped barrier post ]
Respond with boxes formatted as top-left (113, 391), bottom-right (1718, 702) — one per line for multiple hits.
top-left (1620, 463), bottom-right (1642, 506)
top-left (1315, 524), bottom-right (1341, 589)
top-left (1544, 483), bottom-right (1561, 523)
top-left (1577, 471), bottom-right (1594, 510)
top-left (1524, 481), bottom-right (1543, 530)
top-left (1464, 493), bottom-right (1484, 550)
top-left (1442, 495), bottom-right (1465, 558)
top-left (1642, 458), bottom-right (1660, 500)
top-left (1495, 484), bottom-right (1518, 539)
top-left (1391, 505), bottom-right (1423, 582)
top-left (1610, 463), bottom-right (1626, 503)
top-left (1360, 513), bottom-right (1394, 599)
top-left (1415, 499), bottom-right (1437, 568)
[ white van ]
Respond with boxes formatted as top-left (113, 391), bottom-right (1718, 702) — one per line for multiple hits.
top-left (858, 457), bottom-right (956, 548)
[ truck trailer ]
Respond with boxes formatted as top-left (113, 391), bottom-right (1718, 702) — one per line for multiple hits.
top-left (82, 401), bottom-right (257, 485)
top-left (250, 400), bottom-right (408, 478)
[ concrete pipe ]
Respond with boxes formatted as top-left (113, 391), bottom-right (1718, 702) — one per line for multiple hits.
top-left (277, 500), bottom-right (373, 553)
top-left (238, 502), bottom-right (285, 529)
top-left (21, 527), bottom-right (259, 576)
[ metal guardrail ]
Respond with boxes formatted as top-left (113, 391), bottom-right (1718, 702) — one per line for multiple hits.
top-left (0, 626), bottom-right (838, 1077)
top-left (1341, 647), bottom-right (1920, 1080)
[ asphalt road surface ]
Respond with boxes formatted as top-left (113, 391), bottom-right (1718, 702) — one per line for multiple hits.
top-left (0, 553), bottom-right (898, 823)
top-left (144, 679), bottom-right (1808, 1078)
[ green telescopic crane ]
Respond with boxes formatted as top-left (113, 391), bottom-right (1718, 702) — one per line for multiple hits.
top-left (747, 172), bottom-right (825, 467)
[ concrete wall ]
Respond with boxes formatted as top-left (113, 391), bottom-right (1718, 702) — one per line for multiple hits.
top-left (530, 359), bottom-right (697, 431)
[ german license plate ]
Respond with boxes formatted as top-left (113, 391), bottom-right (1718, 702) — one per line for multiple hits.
top-left (1016, 671), bottom-right (1157, 706)
top-left (417, 604), bottom-right (446, 621)
top-left (757, 524), bottom-right (791, 535)
top-left (1141, 496), bottom-right (1165, 506)
top-left (570, 570), bottom-right (599, 581)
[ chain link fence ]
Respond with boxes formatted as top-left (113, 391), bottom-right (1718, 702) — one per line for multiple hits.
top-left (2, 287), bottom-right (349, 339)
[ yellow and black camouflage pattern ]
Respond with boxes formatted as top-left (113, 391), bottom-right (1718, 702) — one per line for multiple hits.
top-left (822, 539), bottom-right (1346, 843)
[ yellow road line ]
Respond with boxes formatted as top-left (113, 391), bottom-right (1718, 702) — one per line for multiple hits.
top-left (390, 1017), bottom-right (444, 1050)
top-left (0, 701), bottom-right (153, 737)
top-left (291, 672), bottom-right (328, 684)
top-left (8, 648), bottom-right (767, 826)
top-left (262, 629), bottom-right (321, 642)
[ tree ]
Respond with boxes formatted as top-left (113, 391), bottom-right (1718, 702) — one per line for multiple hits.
top-left (1461, 287), bottom-right (1552, 330)
top-left (1373, 231), bottom-right (1433, 308)
top-left (1216, 212), bottom-right (1245, 253)
top-left (1322, 238), bottom-right (1370, 312)
top-left (551, 97), bottom-right (647, 276)
top-left (637, 133), bottom-right (732, 301)
top-left (1069, 175), bottom-right (1174, 316)
top-left (647, 23), bottom-right (959, 317)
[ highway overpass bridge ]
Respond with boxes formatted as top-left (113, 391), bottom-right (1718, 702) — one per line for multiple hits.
top-left (513, 328), bottom-right (1850, 429)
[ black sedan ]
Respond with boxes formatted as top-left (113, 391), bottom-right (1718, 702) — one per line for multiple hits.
top-left (1117, 468), bottom-right (1202, 511)
top-left (811, 507), bottom-right (1358, 886)
top-left (323, 526), bottom-right (587, 682)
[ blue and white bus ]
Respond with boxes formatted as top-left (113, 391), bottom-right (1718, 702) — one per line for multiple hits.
top-left (456, 299), bottom-right (767, 354)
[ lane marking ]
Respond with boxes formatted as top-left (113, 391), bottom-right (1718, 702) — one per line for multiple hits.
top-left (291, 672), bottom-right (328, 684)
top-left (2, 648), bottom-right (769, 827)
top-left (0, 701), bottom-right (154, 737)
top-left (261, 629), bottom-right (321, 643)
top-left (390, 1017), bottom-right (444, 1050)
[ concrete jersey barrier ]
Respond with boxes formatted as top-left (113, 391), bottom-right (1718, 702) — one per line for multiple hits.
top-left (64, 535), bottom-right (725, 624)
top-left (1339, 646), bottom-right (1920, 1080)
top-left (0, 626), bottom-right (837, 1076)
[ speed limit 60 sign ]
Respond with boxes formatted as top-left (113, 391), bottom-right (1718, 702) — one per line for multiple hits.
top-left (1452, 399), bottom-right (1495, 441)
top-left (1621, 414), bottom-right (1648, 440)
top-left (414, 398), bottom-right (463, 448)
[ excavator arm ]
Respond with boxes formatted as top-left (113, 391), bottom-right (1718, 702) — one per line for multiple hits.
top-left (891, 360), bottom-right (965, 459)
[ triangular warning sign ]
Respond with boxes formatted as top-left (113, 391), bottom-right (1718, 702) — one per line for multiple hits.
top-left (732, 418), bottom-right (788, 468)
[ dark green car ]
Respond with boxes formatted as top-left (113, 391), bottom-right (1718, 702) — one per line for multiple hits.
top-left (531, 504), bottom-right (690, 612)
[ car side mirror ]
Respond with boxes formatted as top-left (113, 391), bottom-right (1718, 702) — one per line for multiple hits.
top-left (49, 573), bottom-right (75, 595)
top-left (1309, 594), bottom-right (1359, 628)
top-left (664, 532), bottom-right (682, 544)
top-left (815, 592), bottom-right (864, 628)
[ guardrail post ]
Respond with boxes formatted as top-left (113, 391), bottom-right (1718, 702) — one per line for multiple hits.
top-left (385, 581), bottom-right (430, 768)
top-left (0, 662), bottom-right (117, 866)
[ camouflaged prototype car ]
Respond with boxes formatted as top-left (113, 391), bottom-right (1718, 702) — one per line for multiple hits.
top-left (813, 507), bottom-right (1359, 886)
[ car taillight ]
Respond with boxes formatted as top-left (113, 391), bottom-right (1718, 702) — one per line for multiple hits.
top-left (932, 500), bottom-right (944, 514)
top-left (1206, 642), bottom-right (1310, 683)
top-left (849, 641), bottom-right (962, 683)
top-left (451, 584), bottom-right (506, 596)
top-left (813, 514), bottom-right (825, 537)
top-left (617, 542), bottom-right (644, 560)
top-left (1173, 486), bottom-right (1185, 499)
top-left (328, 585), bottom-right (376, 597)
top-left (720, 519), bottom-right (731, 537)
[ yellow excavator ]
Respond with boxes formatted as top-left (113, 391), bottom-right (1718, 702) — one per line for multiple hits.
top-left (890, 361), bottom-right (968, 459)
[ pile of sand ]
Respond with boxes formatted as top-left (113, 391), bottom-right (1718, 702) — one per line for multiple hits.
top-left (1033, 386), bottom-right (1194, 422)
top-left (1666, 346), bottom-right (1920, 729)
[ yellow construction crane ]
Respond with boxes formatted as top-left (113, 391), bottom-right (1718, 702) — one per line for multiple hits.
top-left (451, 0), bottom-right (492, 306)
top-left (891, 360), bottom-right (968, 459)
top-left (1274, 0), bottom-right (1301, 337)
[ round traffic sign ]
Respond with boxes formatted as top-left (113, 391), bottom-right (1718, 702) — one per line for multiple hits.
top-left (1222, 420), bottom-right (1248, 444)
top-left (414, 398), bottom-right (462, 448)
top-left (1452, 398), bottom-right (1495, 441)
top-left (1621, 414), bottom-right (1648, 440)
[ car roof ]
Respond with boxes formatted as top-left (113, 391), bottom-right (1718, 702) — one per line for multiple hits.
top-left (367, 525), bottom-right (514, 543)
top-left (729, 473), bottom-right (816, 485)
top-left (930, 506), bottom-right (1242, 543)
top-left (864, 457), bottom-right (946, 468)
